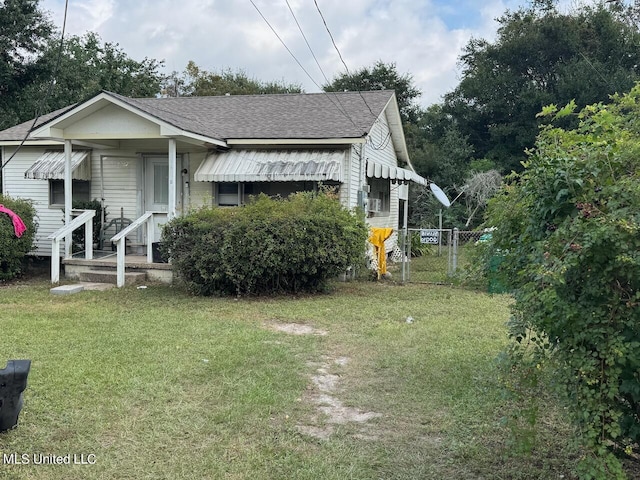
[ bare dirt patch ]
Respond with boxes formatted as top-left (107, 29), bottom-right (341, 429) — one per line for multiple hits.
top-left (297, 355), bottom-right (382, 441)
top-left (267, 322), bottom-right (328, 336)
top-left (264, 322), bottom-right (381, 441)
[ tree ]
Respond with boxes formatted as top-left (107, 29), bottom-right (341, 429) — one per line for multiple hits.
top-left (444, 1), bottom-right (640, 173)
top-left (460, 169), bottom-right (502, 228)
top-left (487, 87), bottom-right (640, 478)
top-left (161, 61), bottom-right (302, 97)
top-left (0, 0), bottom-right (53, 129)
top-left (17, 32), bottom-right (163, 119)
top-left (323, 61), bottom-right (421, 123)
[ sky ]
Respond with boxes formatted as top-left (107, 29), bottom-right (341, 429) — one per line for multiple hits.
top-left (39, 0), bottom-right (584, 107)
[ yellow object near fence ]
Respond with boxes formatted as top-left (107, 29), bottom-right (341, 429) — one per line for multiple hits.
top-left (369, 227), bottom-right (393, 279)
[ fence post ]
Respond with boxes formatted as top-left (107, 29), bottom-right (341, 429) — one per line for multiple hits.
top-left (453, 227), bottom-right (459, 273)
top-left (438, 209), bottom-right (443, 256)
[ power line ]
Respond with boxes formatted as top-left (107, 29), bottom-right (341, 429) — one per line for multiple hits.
top-left (284, 0), bottom-right (361, 131)
top-left (248, 0), bottom-right (361, 130)
top-left (312, 0), bottom-right (385, 128)
top-left (1, 0), bottom-right (70, 172)
top-left (313, 0), bottom-right (351, 76)
top-left (284, 0), bottom-right (330, 85)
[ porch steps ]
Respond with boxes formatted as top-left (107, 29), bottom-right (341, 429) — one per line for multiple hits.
top-left (78, 270), bottom-right (146, 285)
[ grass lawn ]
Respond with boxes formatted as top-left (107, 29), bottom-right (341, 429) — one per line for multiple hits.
top-left (0, 273), bottom-right (581, 479)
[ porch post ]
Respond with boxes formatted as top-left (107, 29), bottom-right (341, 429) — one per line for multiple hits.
top-left (168, 138), bottom-right (177, 220)
top-left (64, 140), bottom-right (73, 258)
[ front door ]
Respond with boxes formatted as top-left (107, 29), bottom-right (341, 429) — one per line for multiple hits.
top-left (144, 156), bottom-right (170, 243)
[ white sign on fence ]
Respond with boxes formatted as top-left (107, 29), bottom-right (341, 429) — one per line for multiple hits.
top-left (420, 229), bottom-right (440, 244)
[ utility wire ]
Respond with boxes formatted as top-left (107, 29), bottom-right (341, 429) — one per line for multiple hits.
top-left (283, 0), bottom-right (358, 127)
top-left (313, 0), bottom-right (380, 121)
top-left (1, 0), bottom-right (70, 172)
top-left (248, 0), bottom-right (361, 130)
top-left (285, 0), bottom-right (330, 85)
top-left (312, 0), bottom-right (392, 149)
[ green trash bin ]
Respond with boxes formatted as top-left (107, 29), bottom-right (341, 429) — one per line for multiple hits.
top-left (488, 254), bottom-right (507, 293)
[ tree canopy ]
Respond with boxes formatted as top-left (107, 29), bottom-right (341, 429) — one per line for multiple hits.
top-left (0, 0), bottom-right (53, 128)
top-left (443, 1), bottom-right (640, 172)
top-left (162, 61), bottom-right (302, 97)
top-left (323, 61), bottom-right (422, 124)
top-left (0, 0), bottom-right (164, 130)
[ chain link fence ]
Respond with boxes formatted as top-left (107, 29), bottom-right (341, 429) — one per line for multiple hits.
top-left (395, 229), bottom-right (485, 283)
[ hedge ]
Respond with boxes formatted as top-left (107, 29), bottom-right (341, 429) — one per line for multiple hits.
top-left (0, 195), bottom-right (37, 281)
top-left (161, 192), bottom-right (367, 296)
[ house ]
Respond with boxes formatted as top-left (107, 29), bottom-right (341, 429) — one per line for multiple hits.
top-left (0, 90), bottom-right (427, 284)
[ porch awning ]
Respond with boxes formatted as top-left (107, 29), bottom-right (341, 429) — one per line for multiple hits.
top-left (366, 160), bottom-right (427, 186)
top-left (194, 149), bottom-right (344, 182)
top-left (24, 150), bottom-right (91, 180)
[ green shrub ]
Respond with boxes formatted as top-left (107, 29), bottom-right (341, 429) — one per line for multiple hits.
top-left (68, 199), bottom-right (107, 252)
top-left (487, 89), bottom-right (640, 478)
top-left (161, 192), bottom-right (368, 296)
top-left (0, 195), bottom-right (37, 281)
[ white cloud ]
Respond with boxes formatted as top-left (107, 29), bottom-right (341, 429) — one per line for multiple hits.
top-left (39, 0), bottom-right (547, 107)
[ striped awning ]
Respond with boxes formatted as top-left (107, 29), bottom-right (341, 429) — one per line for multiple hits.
top-left (194, 149), bottom-right (344, 182)
top-left (24, 150), bottom-right (91, 180)
top-left (366, 160), bottom-right (427, 186)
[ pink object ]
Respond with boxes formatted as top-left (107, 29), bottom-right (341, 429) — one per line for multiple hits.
top-left (0, 205), bottom-right (27, 238)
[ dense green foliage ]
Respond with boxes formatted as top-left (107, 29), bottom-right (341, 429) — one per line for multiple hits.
top-left (443, 1), bottom-right (640, 173)
top-left (0, 195), bottom-right (36, 281)
top-left (0, 0), bottom-right (53, 129)
top-left (161, 192), bottom-right (367, 296)
top-left (324, 61), bottom-right (422, 123)
top-left (486, 86), bottom-right (640, 478)
top-left (0, 1), bottom-right (163, 130)
top-left (162, 61), bottom-right (302, 97)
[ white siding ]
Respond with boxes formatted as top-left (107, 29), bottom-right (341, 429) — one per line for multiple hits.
top-left (3, 147), bottom-right (65, 255)
top-left (365, 115), bottom-right (400, 250)
top-left (188, 152), bottom-right (213, 208)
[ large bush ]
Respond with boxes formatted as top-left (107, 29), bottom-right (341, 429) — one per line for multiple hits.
top-left (487, 88), bottom-right (640, 478)
top-left (161, 192), bottom-right (367, 296)
top-left (0, 195), bottom-right (37, 281)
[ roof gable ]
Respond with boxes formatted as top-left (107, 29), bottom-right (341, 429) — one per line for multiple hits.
top-left (0, 90), bottom-right (407, 158)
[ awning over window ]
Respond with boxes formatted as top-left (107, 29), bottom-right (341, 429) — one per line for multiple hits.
top-left (24, 150), bottom-right (91, 180)
top-left (194, 149), bottom-right (344, 182)
top-left (366, 160), bottom-right (427, 186)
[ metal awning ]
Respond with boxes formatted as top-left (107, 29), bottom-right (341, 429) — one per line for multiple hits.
top-left (194, 149), bottom-right (344, 182)
top-left (366, 160), bottom-right (427, 186)
top-left (24, 150), bottom-right (91, 180)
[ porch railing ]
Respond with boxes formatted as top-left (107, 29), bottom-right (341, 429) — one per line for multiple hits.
top-left (110, 211), bottom-right (165, 288)
top-left (48, 209), bottom-right (96, 284)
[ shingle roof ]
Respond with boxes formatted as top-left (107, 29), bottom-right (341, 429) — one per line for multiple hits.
top-left (109, 90), bottom-right (393, 140)
top-left (0, 106), bottom-right (76, 141)
top-left (0, 90), bottom-right (395, 142)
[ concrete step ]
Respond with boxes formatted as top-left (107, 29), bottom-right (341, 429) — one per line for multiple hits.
top-left (78, 270), bottom-right (146, 285)
top-left (51, 284), bottom-right (85, 295)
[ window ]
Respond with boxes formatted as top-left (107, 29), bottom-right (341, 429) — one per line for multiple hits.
top-left (368, 178), bottom-right (391, 215)
top-left (49, 180), bottom-right (91, 206)
top-left (153, 164), bottom-right (169, 204)
top-left (216, 182), bottom-right (241, 206)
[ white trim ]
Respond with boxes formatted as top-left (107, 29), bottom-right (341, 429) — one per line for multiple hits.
top-left (29, 92), bottom-right (228, 149)
top-left (226, 138), bottom-right (365, 145)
